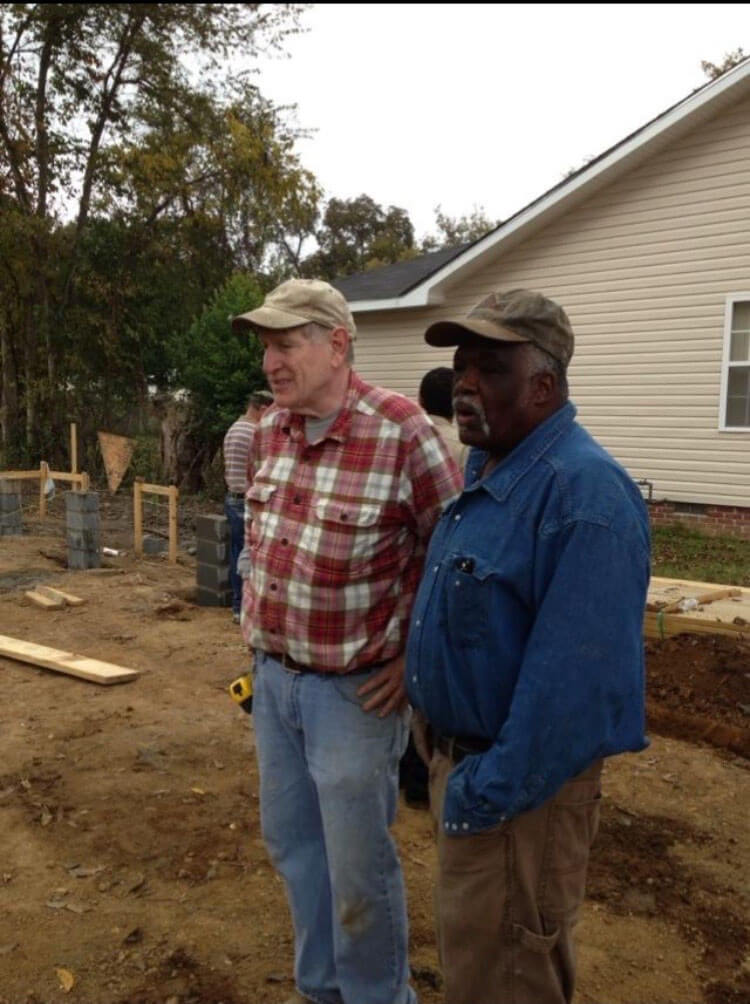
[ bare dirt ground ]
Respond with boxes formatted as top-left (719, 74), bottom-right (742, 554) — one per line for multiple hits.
top-left (1, 491), bottom-right (749, 1004)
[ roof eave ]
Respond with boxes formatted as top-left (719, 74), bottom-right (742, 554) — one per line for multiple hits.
top-left (350, 59), bottom-right (750, 315)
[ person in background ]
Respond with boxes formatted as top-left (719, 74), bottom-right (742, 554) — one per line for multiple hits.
top-left (223, 390), bottom-right (273, 623)
top-left (419, 366), bottom-right (469, 471)
top-left (231, 278), bottom-right (462, 1004)
top-left (399, 369), bottom-right (470, 808)
top-left (407, 288), bottom-right (650, 1004)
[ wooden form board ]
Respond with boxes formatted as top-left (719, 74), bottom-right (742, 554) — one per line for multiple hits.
top-left (646, 576), bottom-right (750, 641)
top-left (0, 634), bottom-right (139, 685)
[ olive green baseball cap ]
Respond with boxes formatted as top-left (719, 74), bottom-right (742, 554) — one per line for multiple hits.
top-left (425, 288), bottom-right (574, 366)
top-left (232, 278), bottom-right (357, 339)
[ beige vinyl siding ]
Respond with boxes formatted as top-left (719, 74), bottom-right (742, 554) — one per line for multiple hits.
top-left (354, 92), bottom-right (750, 508)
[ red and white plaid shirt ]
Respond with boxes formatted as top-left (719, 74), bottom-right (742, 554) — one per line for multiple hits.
top-left (241, 371), bottom-right (462, 673)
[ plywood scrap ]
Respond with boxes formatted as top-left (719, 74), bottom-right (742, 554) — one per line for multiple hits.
top-left (0, 634), bottom-right (138, 685)
top-left (36, 586), bottom-right (86, 606)
top-left (24, 590), bottom-right (65, 610)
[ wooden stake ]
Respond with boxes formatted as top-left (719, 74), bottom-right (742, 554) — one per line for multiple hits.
top-left (168, 485), bottom-right (178, 564)
top-left (70, 422), bottom-right (78, 488)
top-left (133, 479), bottom-right (143, 557)
top-left (39, 460), bottom-right (48, 518)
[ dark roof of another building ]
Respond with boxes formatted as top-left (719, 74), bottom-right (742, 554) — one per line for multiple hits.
top-left (332, 244), bottom-right (470, 302)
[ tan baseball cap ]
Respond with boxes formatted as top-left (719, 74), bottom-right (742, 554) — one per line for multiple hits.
top-left (425, 289), bottom-right (574, 367)
top-left (232, 278), bottom-right (357, 339)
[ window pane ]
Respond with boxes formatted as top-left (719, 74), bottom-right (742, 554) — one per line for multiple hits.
top-left (730, 330), bottom-right (750, 361)
top-left (725, 365), bottom-right (750, 426)
top-left (732, 301), bottom-right (750, 331)
top-left (726, 397), bottom-right (749, 426)
top-left (727, 366), bottom-right (750, 396)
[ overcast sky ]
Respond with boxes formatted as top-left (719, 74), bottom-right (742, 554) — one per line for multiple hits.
top-left (252, 3), bottom-right (747, 241)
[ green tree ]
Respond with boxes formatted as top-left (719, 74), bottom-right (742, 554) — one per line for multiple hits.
top-left (421, 205), bottom-right (498, 251)
top-left (302, 194), bottom-right (416, 279)
top-left (701, 48), bottom-right (747, 80)
top-left (0, 3), bottom-right (312, 466)
top-left (165, 272), bottom-right (265, 488)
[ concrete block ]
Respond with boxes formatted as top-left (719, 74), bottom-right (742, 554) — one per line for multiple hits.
top-left (64, 491), bottom-right (99, 514)
top-left (67, 547), bottom-right (101, 570)
top-left (0, 513), bottom-right (23, 535)
top-left (67, 528), bottom-right (100, 552)
top-left (196, 538), bottom-right (229, 565)
top-left (196, 585), bottom-right (233, 608)
top-left (197, 562), bottom-right (230, 590)
top-left (196, 514), bottom-right (229, 542)
top-left (65, 511), bottom-right (102, 531)
top-left (142, 534), bottom-right (167, 555)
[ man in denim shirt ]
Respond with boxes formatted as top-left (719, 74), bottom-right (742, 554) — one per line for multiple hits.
top-left (406, 289), bottom-right (650, 1004)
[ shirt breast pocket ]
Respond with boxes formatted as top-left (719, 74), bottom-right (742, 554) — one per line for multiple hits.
top-left (246, 482), bottom-right (278, 548)
top-left (312, 499), bottom-right (385, 568)
top-left (446, 554), bottom-right (496, 647)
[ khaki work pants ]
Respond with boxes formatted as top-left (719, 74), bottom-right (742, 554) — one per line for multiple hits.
top-left (428, 751), bottom-right (602, 1004)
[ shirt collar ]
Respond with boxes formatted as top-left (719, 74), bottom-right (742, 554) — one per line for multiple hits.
top-left (465, 401), bottom-right (577, 501)
top-left (279, 370), bottom-right (362, 445)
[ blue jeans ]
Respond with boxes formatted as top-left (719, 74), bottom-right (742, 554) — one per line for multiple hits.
top-left (224, 493), bottom-right (245, 614)
top-left (252, 651), bottom-right (417, 1004)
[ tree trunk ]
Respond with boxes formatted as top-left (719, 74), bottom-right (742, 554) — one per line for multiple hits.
top-left (0, 314), bottom-right (19, 457)
top-left (159, 398), bottom-right (205, 491)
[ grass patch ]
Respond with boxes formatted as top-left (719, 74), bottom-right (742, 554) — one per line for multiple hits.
top-left (651, 522), bottom-right (750, 586)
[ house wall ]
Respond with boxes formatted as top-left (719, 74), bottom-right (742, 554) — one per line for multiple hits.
top-left (352, 91), bottom-right (750, 510)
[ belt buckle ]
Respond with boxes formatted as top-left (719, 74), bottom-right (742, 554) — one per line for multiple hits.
top-left (280, 652), bottom-right (303, 674)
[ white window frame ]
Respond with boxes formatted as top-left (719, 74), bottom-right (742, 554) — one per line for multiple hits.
top-left (719, 293), bottom-right (750, 432)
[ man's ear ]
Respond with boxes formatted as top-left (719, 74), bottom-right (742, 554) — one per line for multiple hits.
top-left (329, 326), bottom-right (350, 365)
top-left (532, 370), bottom-right (556, 406)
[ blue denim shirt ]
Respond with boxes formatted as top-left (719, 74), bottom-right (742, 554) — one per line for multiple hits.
top-left (405, 402), bottom-right (650, 835)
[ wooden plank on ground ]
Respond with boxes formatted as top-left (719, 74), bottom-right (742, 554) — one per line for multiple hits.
top-left (36, 585), bottom-right (86, 606)
top-left (646, 576), bottom-right (750, 641)
top-left (24, 590), bottom-right (65, 610)
top-left (0, 634), bottom-right (139, 685)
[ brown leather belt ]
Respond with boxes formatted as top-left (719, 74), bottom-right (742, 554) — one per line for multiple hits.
top-left (267, 651), bottom-right (381, 676)
top-left (434, 732), bottom-right (492, 763)
top-left (275, 651), bottom-right (317, 674)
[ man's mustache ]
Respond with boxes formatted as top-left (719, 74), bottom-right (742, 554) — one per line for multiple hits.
top-left (452, 394), bottom-right (483, 418)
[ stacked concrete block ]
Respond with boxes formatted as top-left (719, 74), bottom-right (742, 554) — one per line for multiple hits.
top-left (0, 480), bottom-right (22, 536)
top-left (196, 513), bottom-right (232, 607)
top-left (65, 491), bottom-right (101, 569)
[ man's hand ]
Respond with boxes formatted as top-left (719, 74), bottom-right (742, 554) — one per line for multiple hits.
top-left (411, 709), bottom-right (433, 766)
top-left (357, 653), bottom-right (408, 717)
top-left (236, 547), bottom-right (252, 579)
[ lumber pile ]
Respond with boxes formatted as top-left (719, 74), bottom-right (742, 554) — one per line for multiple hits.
top-left (646, 576), bottom-right (750, 640)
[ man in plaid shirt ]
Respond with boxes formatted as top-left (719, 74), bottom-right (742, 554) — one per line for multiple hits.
top-left (232, 278), bottom-right (461, 1004)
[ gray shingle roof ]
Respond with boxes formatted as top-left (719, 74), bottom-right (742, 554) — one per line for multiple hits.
top-left (331, 244), bottom-right (471, 302)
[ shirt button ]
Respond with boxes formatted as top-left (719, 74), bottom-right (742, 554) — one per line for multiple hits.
top-left (462, 822), bottom-right (469, 831)
top-left (444, 821), bottom-right (450, 831)
top-left (270, 583), bottom-right (278, 592)
top-left (451, 823), bottom-right (459, 831)
top-left (412, 674), bottom-right (417, 683)
top-left (454, 514), bottom-right (461, 521)
top-left (415, 619), bottom-right (421, 627)
top-left (433, 565), bottom-right (439, 573)
top-left (293, 495), bottom-right (301, 504)
top-left (281, 538), bottom-right (289, 546)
